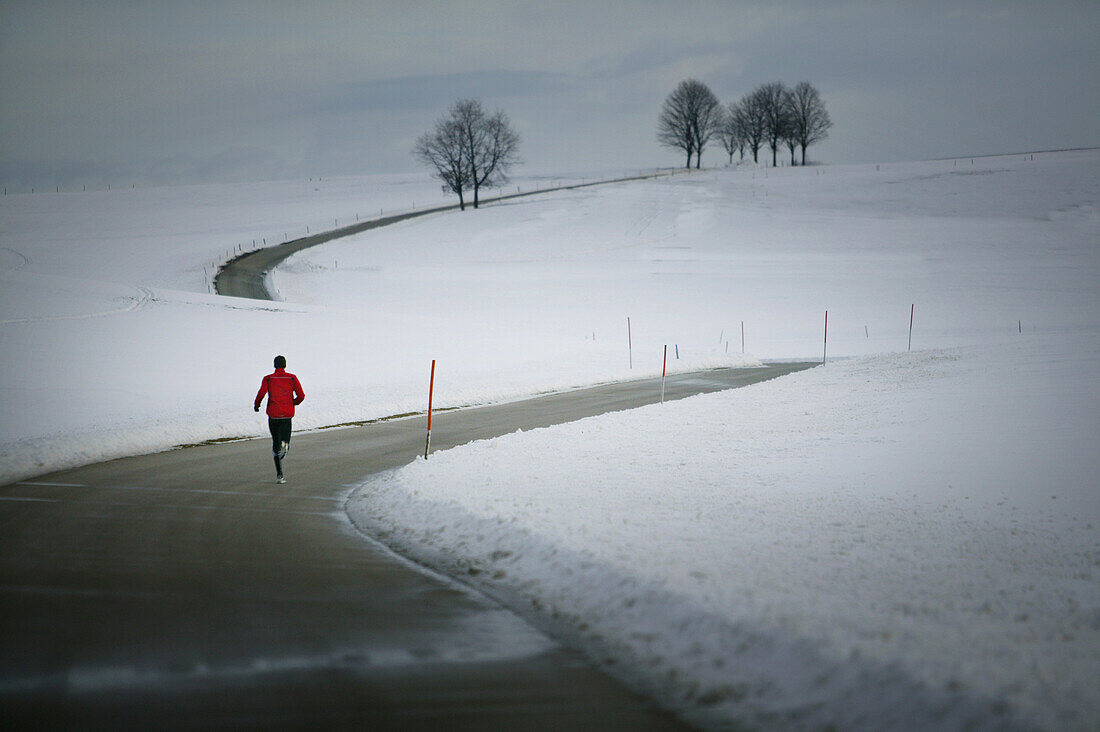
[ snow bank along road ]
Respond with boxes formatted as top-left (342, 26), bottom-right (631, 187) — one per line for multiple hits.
top-left (0, 356), bottom-right (815, 725)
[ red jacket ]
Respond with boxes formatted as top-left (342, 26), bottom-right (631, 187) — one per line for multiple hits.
top-left (255, 368), bottom-right (304, 418)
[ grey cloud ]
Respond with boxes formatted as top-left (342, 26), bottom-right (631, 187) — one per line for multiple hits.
top-left (318, 70), bottom-right (574, 115)
top-left (1, 0), bottom-right (1096, 187)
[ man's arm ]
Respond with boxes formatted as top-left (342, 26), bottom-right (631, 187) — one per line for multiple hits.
top-left (292, 375), bottom-right (305, 406)
top-left (254, 376), bottom-right (269, 411)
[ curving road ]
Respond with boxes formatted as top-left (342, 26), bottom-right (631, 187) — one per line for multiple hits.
top-left (1, 364), bottom-right (816, 727)
top-left (216, 207), bottom-right (453, 300)
top-left (215, 171), bottom-right (683, 300)
top-left (4, 175), bottom-right (818, 727)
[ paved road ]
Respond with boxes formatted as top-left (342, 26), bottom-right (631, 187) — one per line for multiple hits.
top-left (1, 363), bottom-right (815, 728)
top-left (8, 175), bottom-right (805, 726)
top-left (215, 207), bottom-right (453, 300)
top-left (214, 171), bottom-right (684, 300)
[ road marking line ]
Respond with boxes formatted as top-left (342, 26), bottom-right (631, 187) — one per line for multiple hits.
top-left (0, 496), bottom-right (61, 503)
top-left (16, 481), bottom-right (85, 487)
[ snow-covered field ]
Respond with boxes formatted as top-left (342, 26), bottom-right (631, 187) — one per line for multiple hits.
top-left (2, 151), bottom-right (1098, 729)
top-left (0, 168), bottom-right (685, 482)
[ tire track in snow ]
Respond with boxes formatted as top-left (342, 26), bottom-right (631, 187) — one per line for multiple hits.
top-left (0, 246), bottom-right (30, 272)
top-left (0, 285), bottom-right (154, 325)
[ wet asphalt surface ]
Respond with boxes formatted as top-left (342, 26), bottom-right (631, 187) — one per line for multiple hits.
top-left (1, 363), bottom-right (814, 728)
top-left (5, 183), bottom-right (812, 727)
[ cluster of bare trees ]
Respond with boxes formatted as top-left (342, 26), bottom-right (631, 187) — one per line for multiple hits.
top-left (659, 79), bottom-right (832, 169)
top-left (413, 99), bottom-right (520, 211)
top-left (413, 81), bottom-right (829, 211)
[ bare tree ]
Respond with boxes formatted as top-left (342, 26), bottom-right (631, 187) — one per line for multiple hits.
top-left (658, 79), bottom-right (722, 169)
top-left (658, 85), bottom-right (695, 168)
top-left (719, 104), bottom-right (739, 165)
top-left (783, 119), bottom-right (799, 166)
top-left (480, 111), bottom-right (521, 203)
top-left (413, 116), bottom-right (470, 210)
top-left (455, 99), bottom-right (520, 208)
top-left (782, 88), bottom-right (799, 166)
top-left (736, 91), bottom-right (767, 164)
top-left (413, 99), bottom-right (520, 210)
top-left (721, 100), bottom-right (751, 164)
top-left (787, 81), bottom-right (832, 166)
top-left (732, 101), bottom-right (748, 161)
top-left (751, 82), bottom-right (792, 168)
top-left (692, 86), bottom-right (724, 169)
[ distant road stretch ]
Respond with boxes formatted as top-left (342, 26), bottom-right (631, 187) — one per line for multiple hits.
top-left (215, 170), bottom-right (686, 300)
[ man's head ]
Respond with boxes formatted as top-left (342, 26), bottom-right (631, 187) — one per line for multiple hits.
top-left (274, 355), bottom-right (286, 369)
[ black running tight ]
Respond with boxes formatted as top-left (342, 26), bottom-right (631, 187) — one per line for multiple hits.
top-left (268, 418), bottom-right (292, 454)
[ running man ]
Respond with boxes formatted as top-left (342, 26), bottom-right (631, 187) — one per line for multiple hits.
top-left (254, 355), bottom-right (305, 483)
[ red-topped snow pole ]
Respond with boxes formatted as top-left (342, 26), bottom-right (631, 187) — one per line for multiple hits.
top-left (661, 344), bottom-right (668, 403)
top-left (424, 359), bottom-right (436, 459)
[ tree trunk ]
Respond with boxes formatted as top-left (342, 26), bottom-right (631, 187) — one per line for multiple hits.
top-left (801, 145), bottom-right (807, 166)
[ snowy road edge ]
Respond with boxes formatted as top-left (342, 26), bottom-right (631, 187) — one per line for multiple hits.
top-left (343, 459), bottom-right (1033, 732)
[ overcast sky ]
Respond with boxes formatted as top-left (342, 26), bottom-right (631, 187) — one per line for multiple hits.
top-left (1, 0), bottom-right (1097, 188)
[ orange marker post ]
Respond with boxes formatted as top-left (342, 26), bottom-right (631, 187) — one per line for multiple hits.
top-left (424, 359), bottom-right (436, 459)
